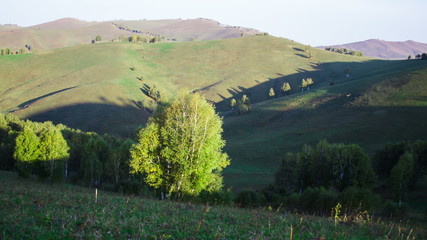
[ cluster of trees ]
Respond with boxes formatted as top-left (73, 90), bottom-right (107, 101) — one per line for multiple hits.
top-left (301, 78), bottom-right (314, 91)
top-left (1, 93), bottom-right (230, 199)
top-left (1, 48), bottom-right (26, 56)
top-left (230, 95), bottom-right (251, 115)
top-left (0, 114), bottom-right (134, 188)
top-left (117, 35), bottom-right (161, 43)
top-left (374, 141), bottom-right (427, 206)
top-left (325, 47), bottom-right (364, 56)
top-left (263, 140), bottom-right (427, 215)
top-left (414, 53), bottom-right (427, 60)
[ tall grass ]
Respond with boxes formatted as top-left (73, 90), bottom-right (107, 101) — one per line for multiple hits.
top-left (1, 171), bottom-right (424, 239)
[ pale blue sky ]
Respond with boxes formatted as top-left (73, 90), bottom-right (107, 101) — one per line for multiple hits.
top-left (1, 0), bottom-right (425, 46)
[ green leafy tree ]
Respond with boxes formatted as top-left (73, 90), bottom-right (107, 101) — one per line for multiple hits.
top-left (268, 88), bottom-right (275, 98)
top-left (82, 135), bottom-right (106, 186)
top-left (130, 92), bottom-right (230, 197)
top-left (274, 152), bottom-right (299, 195)
top-left (105, 138), bottom-right (133, 186)
top-left (390, 151), bottom-right (414, 206)
top-left (281, 82), bottom-right (291, 95)
top-left (13, 127), bottom-right (40, 177)
top-left (95, 35), bottom-right (102, 42)
top-left (38, 126), bottom-right (70, 182)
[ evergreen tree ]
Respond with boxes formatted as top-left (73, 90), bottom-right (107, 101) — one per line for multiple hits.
top-left (130, 92), bottom-right (230, 197)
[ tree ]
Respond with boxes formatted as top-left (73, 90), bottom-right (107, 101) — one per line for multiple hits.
top-left (408, 55), bottom-right (412, 60)
top-left (95, 35), bottom-right (102, 42)
top-left (301, 79), bottom-right (307, 91)
top-left (281, 82), bottom-right (291, 95)
top-left (306, 78), bottom-right (314, 90)
top-left (38, 126), bottom-right (70, 182)
top-left (130, 92), bottom-right (230, 197)
top-left (268, 88), bottom-right (275, 98)
top-left (390, 151), bottom-right (414, 206)
top-left (230, 98), bottom-right (236, 109)
top-left (82, 135), bottom-right (107, 186)
top-left (236, 95), bottom-right (251, 114)
top-left (274, 153), bottom-right (299, 195)
top-left (13, 127), bottom-right (40, 177)
top-left (422, 53), bottom-right (427, 60)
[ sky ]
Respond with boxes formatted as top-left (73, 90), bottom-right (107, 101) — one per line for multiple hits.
top-left (1, 0), bottom-right (426, 46)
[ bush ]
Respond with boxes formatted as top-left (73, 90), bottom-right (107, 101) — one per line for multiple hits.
top-left (285, 193), bottom-right (300, 212)
top-left (234, 189), bottom-right (266, 208)
top-left (381, 200), bottom-right (408, 219)
top-left (338, 187), bottom-right (381, 212)
top-left (198, 189), bottom-right (233, 206)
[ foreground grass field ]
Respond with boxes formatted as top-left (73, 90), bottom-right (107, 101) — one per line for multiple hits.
top-left (0, 171), bottom-right (424, 239)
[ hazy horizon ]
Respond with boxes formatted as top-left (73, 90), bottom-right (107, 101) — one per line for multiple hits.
top-left (1, 0), bottom-right (426, 46)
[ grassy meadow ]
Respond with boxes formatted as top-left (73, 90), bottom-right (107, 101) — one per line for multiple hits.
top-left (1, 171), bottom-right (424, 240)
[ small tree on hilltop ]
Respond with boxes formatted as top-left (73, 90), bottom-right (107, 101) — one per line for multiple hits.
top-left (130, 92), bottom-right (230, 197)
top-left (268, 88), bottom-right (275, 98)
top-left (236, 95), bottom-right (251, 114)
top-left (230, 98), bottom-right (236, 109)
top-left (281, 82), bottom-right (291, 95)
top-left (306, 78), bottom-right (314, 90)
top-left (95, 35), bottom-right (102, 42)
top-left (301, 79), bottom-right (307, 92)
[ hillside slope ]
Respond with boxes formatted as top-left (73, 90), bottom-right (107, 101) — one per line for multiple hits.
top-left (318, 39), bottom-right (427, 59)
top-left (222, 61), bottom-right (427, 187)
top-left (1, 36), bottom-right (426, 188)
top-left (0, 18), bottom-right (260, 51)
top-left (0, 36), bottom-right (371, 136)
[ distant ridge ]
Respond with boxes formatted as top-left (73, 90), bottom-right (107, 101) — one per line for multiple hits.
top-left (0, 18), bottom-right (261, 51)
top-left (318, 39), bottom-right (427, 59)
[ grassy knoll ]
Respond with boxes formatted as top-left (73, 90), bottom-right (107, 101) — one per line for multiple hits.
top-left (0, 171), bottom-right (423, 239)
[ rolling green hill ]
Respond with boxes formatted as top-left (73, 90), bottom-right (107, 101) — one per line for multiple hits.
top-left (1, 35), bottom-right (426, 188)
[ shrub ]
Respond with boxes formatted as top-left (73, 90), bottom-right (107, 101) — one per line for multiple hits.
top-left (198, 189), bottom-right (233, 206)
top-left (338, 186), bottom-right (381, 212)
top-left (234, 189), bottom-right (266, 208)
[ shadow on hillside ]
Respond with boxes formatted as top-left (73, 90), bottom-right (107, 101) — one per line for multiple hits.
top-left (18, 86), bottom-right (78, 108)
top-left (27, 102), bottom-right (150, 139)
top-left (215, 59), bottom-right (427, 111)
top-left (221, 102), bottom-right (427, 189)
